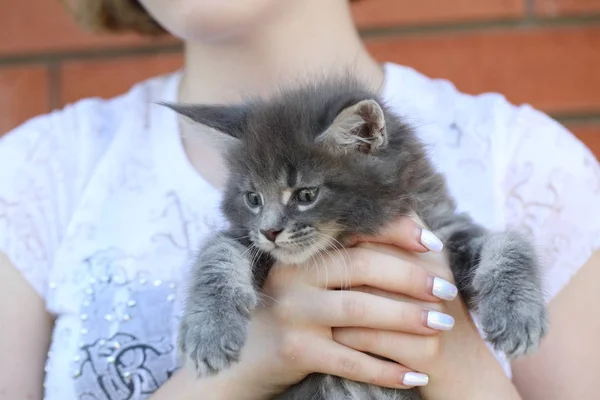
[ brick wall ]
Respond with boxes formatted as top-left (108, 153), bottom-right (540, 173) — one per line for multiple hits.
top-left (1, 0), bottom-right (599, 156)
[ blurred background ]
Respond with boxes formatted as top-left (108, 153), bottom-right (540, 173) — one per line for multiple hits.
top-left (0, 0), bottom-right (599, 157)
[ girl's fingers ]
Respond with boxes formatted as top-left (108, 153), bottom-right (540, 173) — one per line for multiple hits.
top-left (299, 290), bottom-right (455, 334)
top-left (306, 248), bottom-right (457, 302)
top-left (354, 217), bottom-right (444, 253)
top-left (332, 327), bottom-right (442, 372)
top-left (307, 336), bottom-right (429, 389)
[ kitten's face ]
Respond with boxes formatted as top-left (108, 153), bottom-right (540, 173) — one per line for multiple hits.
top-left (228, 163), bottom-right (346, 264)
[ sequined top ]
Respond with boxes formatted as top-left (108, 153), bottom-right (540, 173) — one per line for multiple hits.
top-left (1, 63), bottom-right (599, 400)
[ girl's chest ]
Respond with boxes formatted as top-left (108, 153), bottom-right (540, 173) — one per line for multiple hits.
top-left (43, 184), bottom-right (225, 400)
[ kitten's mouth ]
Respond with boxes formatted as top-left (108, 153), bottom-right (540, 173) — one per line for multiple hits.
top-left (253, 240), bottom-right (317, 264)
top-left (252, 223), bottom-right (343, 265)
top-left (255, 233), bottom-right (341, 265)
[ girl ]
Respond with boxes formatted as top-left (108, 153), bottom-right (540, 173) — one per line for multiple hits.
top-left (1, 1), bottom-right (599, 399)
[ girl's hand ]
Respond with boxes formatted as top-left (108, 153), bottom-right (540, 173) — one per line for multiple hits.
top-left (221, 217), bottom-right (458, 398)
top-left (341, 219), bottom-right (522, 400)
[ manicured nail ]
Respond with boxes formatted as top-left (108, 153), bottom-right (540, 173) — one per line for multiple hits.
top-left (420, 229), bottom-right (443, 252)
top-left (426, 311), bottom-right (455, 331)
top-left (403, 372), bottom-right (429, 386)
top-left (432, 277), bottom-right (458, 301)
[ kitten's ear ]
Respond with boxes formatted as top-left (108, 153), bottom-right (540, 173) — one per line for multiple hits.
top-left (316, 99), bottom-right (388, 155)
top-left (159, 102), bottom-right (246, 149)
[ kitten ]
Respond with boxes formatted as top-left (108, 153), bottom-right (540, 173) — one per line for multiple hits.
top-left (163, 76), bottom-right (547, 400)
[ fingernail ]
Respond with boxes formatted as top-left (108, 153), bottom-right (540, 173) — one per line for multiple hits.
top-left (403, 372), bottom-right (429, 386)
top-left (420, 229), bottom-right (443, 252)
top-left (432, 277), bottom-right (458, 301)
top-left (426, 311), bottom-right (455, 331)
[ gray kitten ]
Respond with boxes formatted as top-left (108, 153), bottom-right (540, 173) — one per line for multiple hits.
top-left (163, 76), bottom-right (547, 400)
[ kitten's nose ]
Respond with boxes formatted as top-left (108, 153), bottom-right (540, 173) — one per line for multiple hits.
top-left (261, 229), bottom-right (283, 242)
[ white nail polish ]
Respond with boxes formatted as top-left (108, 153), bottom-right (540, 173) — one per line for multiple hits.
top-left (403, 372), bottom-right (429, 386)
top-left (432, 277), bottom-right (458, 301)
top-left (420, 229), bottom-right (444, 252)
top-left (427, 311), bottom-right (455, 331)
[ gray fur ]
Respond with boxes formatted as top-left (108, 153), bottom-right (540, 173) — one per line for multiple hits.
top-left (178, 231), bottom-right (258, 376)
top-left (473, 231), bottom-right (547, 356)
top-left (166, 75), bottom-right (547, 399)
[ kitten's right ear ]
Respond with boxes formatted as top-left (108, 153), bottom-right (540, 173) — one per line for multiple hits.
top-left (315, 99), bottom-right (388, 155)
top-left (159, 102), bottom-right (247, 148)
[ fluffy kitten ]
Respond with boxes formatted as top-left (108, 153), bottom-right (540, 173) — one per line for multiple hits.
top-left (163, 76), bottom-right (547, 400)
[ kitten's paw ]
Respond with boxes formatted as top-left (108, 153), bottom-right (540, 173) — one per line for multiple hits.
top-left (178, 310), bottom-right (249, 377)
top-left (473, 230), bottom-right (548, 358)
top-left (479, 295), bottom-right (548, 358)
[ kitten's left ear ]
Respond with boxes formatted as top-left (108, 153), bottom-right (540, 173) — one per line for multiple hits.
top-left (316, 99), bottom-right (387, 155)
top-left (159, 102), bottom-right (247, 149)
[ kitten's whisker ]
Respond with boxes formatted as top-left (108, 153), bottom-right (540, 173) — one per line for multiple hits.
top-left (309, 235), bottom-right (341, 289)
top-left (247, 244), bottom-right (262, 274)
top-left (319, 245), bottom-right (335, 289)
top-left (313, 232), bottom-right (352, 289)
top-left (258, 292), bottom-right (281, 306)
top-left (293, 240), bottom-right (319, 285)
top-left (240, 244), bottom-right (256, 259)
top-left (309, 239), bottom-right (334, 287)
top-left (323, 234), bottom-right (351, 260)
top-left (311, 245), bottom-right (327, 288)
top-left (299, 237), bottom-right (328, 286)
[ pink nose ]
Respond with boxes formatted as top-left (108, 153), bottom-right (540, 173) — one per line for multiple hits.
top-left (261, 229), bottom-right (283, 242)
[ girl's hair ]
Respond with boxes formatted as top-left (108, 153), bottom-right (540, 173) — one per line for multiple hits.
top-left (65, 0), bottom-right (364, 36)
top-left (64, 0), bottom-right (167, 35)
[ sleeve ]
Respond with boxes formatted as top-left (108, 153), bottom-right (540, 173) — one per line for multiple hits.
top-left (0, 102), bottom-right (107, 302)
top-left (498, 104), bottom-right (600, 302)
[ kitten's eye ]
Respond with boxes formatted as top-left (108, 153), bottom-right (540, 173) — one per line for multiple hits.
top-left (296, 187), bottom-right (319, 204)
top-left (245, 192), bottom-right (262, 208)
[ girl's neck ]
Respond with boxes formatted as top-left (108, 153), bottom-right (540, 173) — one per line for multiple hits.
top-left (176, 0), bottom-right (384, 190)
top-left (178, 0), bottom-right (384, 104)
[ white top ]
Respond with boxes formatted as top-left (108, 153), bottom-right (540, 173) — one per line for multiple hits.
top-left (1, 63), bottom-right (599, 400)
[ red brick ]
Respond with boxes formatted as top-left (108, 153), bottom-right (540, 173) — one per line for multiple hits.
top-left (352, 0), bottom-right (524, 28)
top-left (0, 0), bottom-right (176, 55)
top-left (0, 66), bottom-right (50, 135)
top-left (366, 26), bottom-right (600, 115)
top-left (59, 53), bottom-right (183, 105)
top-left (569, 124), bottom-right (600, 158)
top-left (534, 0), bottom-right (600, 16)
